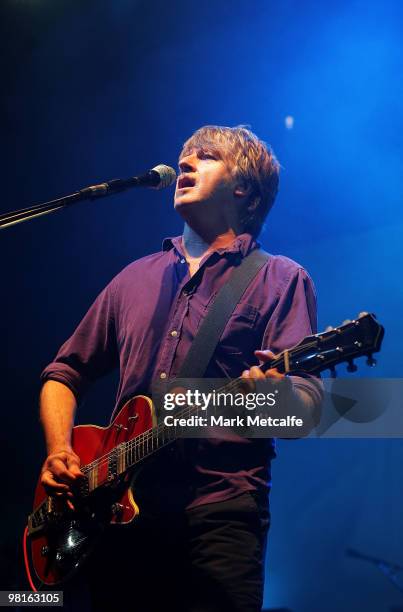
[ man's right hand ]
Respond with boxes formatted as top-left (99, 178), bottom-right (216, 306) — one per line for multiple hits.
top-left (40, 448), bottom-right (85, 498)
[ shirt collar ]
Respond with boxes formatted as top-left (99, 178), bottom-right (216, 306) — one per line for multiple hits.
top-left (162, 233), bottom-right (259, 259)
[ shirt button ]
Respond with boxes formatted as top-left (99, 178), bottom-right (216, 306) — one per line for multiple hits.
top-left (160, 372), bottom-right (167, 380)
top-left (180, 258), bottom-right (186, 264)
top-left (170, 330), bottom-right (178, 337)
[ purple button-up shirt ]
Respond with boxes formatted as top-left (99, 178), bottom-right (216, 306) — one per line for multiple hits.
top-left (41, 233), bottom-right (320, 508)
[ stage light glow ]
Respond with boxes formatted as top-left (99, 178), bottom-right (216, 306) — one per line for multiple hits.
top-left (285, 115), bottom-right (294, 129)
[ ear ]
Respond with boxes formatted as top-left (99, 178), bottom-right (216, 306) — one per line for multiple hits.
top-left (233, 181), bottom-right (252, 199)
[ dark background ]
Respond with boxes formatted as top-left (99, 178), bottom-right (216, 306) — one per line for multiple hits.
top-left (1, 1), bottom-right (402, 610)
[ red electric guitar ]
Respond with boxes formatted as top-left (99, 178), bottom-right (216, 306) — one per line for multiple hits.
top-left (25, 312), bottom-right (384, 589)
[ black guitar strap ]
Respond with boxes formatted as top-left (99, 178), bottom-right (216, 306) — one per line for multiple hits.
top-left (177, 248), bottom-right (270, 380)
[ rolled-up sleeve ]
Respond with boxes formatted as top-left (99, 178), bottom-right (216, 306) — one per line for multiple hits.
top-left (262, 266), bottom-right (323, 410)
top-left (40, 280), bottom-right (118, 403)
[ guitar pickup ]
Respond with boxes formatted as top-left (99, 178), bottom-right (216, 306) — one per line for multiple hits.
top-left (27, 498), bottom-right (55, 535)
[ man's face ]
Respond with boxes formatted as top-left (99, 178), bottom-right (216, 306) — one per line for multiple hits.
top-left (174, 146), bottom-right (239, 219)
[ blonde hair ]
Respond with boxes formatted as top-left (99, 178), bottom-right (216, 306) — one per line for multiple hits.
top-left (180, 125), bottom-right (280, 236)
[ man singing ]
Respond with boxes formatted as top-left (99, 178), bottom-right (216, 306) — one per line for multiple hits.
top-left (39, 125), bottom-right (321, 611)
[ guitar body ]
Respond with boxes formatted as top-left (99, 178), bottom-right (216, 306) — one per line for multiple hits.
top-left (28, 395), bottom-right (155, 587)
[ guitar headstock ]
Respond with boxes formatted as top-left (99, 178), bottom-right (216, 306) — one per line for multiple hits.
top-left (276, 312), bottom-right (384, 375)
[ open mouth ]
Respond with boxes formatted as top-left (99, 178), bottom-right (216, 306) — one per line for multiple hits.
top-left (177, 175), bottom-right (196, 189)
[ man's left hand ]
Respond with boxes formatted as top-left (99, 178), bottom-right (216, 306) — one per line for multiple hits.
top-left (241, 349), bottom-right (285, 383)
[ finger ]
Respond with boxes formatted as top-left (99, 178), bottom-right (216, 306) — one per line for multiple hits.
top-left (66, 499), bottom-right (76, 512)
top-left (51, 452), bottom-right (84, 479)
top-left (41, 471), bottom-right (70, 492)
top-left (56, 456), bottom-right (83, 482)
top-left (248, 366), bottom-right (266, 380)
top-left (66, 456), bottom-right (85, 478)
top-left (50, 465), bottom-right (78, 485)
top-left (42, 458), bottom-right (78, 485)
top-left (240, 371), bottom-right (255, 392)
top-left (264, 368), bottom-right (285, 380)
top-left (254, 349), bottom-right (276, 364)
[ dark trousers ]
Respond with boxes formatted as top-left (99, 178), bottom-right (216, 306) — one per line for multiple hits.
top-left (70, 491), bottom-right (270, 612)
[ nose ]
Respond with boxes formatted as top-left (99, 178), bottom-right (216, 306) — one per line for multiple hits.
top-left (178, 153), bottom-right (197, 173)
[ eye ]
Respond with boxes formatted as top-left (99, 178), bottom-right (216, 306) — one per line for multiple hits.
top-left (199, 149), bottom-right (217, 160)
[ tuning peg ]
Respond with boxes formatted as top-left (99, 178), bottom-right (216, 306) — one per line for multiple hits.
top-left (342, 319), bottom-right (351, 325)
top-left (366, 354), bottom-right (377, 367)
top-left (358, 311), bottom-right (369, 318)
top-left (346, 360), bottom-right (357, 373)
top-left (329, 366), bottom-right (337, 377)
top-left (325, 325), bottom-right (334, 332)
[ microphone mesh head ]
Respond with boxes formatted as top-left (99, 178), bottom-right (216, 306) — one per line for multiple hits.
top-left (151, 164), bottom-right (177, 189)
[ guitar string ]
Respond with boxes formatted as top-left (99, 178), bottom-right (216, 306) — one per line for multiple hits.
top-left (82, 379), bottom-right (267, 486)
top-left (78, 372), bottom-right (248, 482)
top-left (79, 360), bottom-right (268, 477)
top-left (79, 334), bottom-right (360, 485)
top-left (81, 372), bottom-right (307, 482)
top-left (79, 336), bottom-right (352, 482)
top-left (77, 323), bottom-right (371, 482)
top-left (80, 339), bottom-right (302, 475)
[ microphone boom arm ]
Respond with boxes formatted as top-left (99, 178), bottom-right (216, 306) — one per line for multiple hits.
top-left (0, 166), bottom-right (176, 231)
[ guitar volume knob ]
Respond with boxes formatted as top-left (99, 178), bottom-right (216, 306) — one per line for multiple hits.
top-left (111, 503), bottom-right (124, 516)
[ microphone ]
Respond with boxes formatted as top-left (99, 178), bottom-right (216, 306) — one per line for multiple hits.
top-left (132, 164), bottom-right (177, 189)
top-left (79, 164), bottom-right (177, 198)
